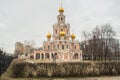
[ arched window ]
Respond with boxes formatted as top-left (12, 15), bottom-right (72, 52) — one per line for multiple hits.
top-left (55, 53), bottom-right (57, 55)
top-left (74, 45), bottom-right (76, 49)
top-left (61, 18), bottom-right (62, 20)
top-left (36, 53), bottom-right (40, 59)
top-left (62, 45), bottom-right (64, 50)
top-left (67, 45), bottom-right (69, 49)
top-left (57, 45), bottom-right (59, 48)
top-left (52, 53), bottom-right (54, 59)
top-left (48, 45), bottom-right (50, 50)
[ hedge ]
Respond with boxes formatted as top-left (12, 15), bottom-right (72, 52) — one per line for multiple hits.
top-left (11, 61), bottom-right (120, 78)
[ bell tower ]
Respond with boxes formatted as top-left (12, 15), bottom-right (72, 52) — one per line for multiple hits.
top-left (57, 7), bottom-right (65, 24)
top-left (53, 2), bottom-right (71, 41)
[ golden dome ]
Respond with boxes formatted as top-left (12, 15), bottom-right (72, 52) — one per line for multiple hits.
top-left (59, 7), bottom-right (64, 12)
top-left (47, 33), bottom-right (51, 39)
top-left (60, 31), bottom-right (66, 36)
top-left (71, 34), bottom-right (76, 39)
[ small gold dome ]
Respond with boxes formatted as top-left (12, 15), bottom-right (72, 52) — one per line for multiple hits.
top-left (59, 7), bottom-right (64, 12)
top-left (60, 31), bottom-right (66, 36)
top-left (71, 34), bottom-right (76, 39)
top-left (47, 33), bottom-right (51, 39)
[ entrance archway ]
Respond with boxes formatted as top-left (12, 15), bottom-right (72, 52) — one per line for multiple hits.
top-left (36, 53), bottom-right (40, 59)
top-left (74, 53), bottom-right (78, 59)
top-left (41, 53), bottom-right (44, 59)
top-left (30, 56), bottom-right (34, 59)
top-left (45, 53), bottom-right (50, 59)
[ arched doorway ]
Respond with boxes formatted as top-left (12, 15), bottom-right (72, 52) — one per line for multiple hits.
top-left (45, 53), bottom-right (50, 59)
top-left (41, 53), bottom-right (44, 59)
top-left (36, 53), bottom-right (40, 59)
top-left (30, 56), bottom-right (34, 59)
top-left (74, 53), bottom-right (78, 59)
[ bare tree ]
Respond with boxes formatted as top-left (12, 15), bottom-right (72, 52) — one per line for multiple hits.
top-left (82, 24), bottom-right (117, 61)
top-left (100, 24), bottom-right (115, 61)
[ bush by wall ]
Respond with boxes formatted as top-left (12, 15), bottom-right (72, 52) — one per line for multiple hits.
top-left (0, 55), bottom-right (13, 76)
top-left (11, 61), bottom-right (120, 78)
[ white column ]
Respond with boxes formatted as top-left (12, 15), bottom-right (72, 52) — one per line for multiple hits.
top-left (72, 52), bottom-right (74, 61)
top-left (34, 52), bottom-right (36, 60)
top-left (68, 54), bottom-right (70, 60)
top-left (50, 53), bottom-right (52, 60)
top-left (71, 53), bottom-right (73, 61)
top-left (62, 53), bottom-right (64, 61)
top-left (40, 54), bottom-right (41, 60)
top-left (81, 53), bottom-right (83, 60)
top-left (53, 53), bottom-right (54, 61)
top-left (78, 53), bottom-right (80, 61)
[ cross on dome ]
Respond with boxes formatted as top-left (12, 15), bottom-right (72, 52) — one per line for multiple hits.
top-left (59, 0), bottom-right (64, 12)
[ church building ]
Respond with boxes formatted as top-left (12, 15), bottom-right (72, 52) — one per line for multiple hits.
top-left (29, 6), bottom-right (83, 61)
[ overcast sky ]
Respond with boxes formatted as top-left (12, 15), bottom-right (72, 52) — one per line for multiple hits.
top-left (0, 0), bottom-right (120, 53)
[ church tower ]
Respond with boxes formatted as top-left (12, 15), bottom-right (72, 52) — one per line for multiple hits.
top-left (53, 6), bottom-right (70, 41)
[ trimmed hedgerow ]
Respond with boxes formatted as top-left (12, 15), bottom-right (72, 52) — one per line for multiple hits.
top-left (11, 61), bottom-right (120, 78)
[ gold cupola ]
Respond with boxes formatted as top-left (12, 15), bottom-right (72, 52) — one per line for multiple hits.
top-left (71, 34), bottom-right (76, 40)
top-left (60, 31), bottom-right (66, 36)
top-left (59, 7), bottom-right (64, 12)
top-left (46, 33), bottom-right (51, 39)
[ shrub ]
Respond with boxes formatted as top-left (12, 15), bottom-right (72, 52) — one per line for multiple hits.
top-left (11, 61), bottom-right (120, 78)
